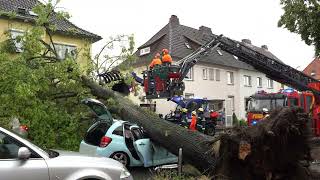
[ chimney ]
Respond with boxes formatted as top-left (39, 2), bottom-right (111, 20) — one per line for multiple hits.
top-left (261, 45), bottom-right (268, 50)
top-left (199, 26), bottom-right (212, 34)
top-left (242, 39), bottom-right (252, 44)
top-left (169, 15), bottom-right (180, 27)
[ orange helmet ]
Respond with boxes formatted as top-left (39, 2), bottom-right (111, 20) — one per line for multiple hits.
top-left (155, 53), bottom-right (160, 58)
top-left (162, 49), bottom-right (169, 54)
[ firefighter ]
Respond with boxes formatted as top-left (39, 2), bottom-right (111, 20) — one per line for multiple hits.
top-left (197, 107), bottom-right (206, 133)
top-left (180, 108), bottom-right (188, 127)
top-left (210, 110), bottom-right (220, 125)
top-left (149, 53), bottom-right (162, 69)
top-left (190, 111), bottom-right (197, 131)
top-left (262, 108), bottom-right (269, 119)
top-left (161, 49), bottom-right (172, 65)
top-left (148, 53), bottom-right (162, 95)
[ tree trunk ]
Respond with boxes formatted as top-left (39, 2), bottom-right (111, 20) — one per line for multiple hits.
top-left (81, 76), bottom-right (217, 172)
top-left (82, 76), bottom-right (314, 179)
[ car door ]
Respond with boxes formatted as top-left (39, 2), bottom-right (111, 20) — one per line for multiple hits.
top-left (0, 131), bottom-right (49, 180)
top-left (150, 142), bottom-right (178, 166)
top-left (131, 127), bottom-right (153, 167)
top-left (81, 98), bottom-right (113, 125)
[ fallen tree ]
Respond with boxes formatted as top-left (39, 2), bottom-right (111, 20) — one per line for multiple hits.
top-left (82, 76), bottom-right (316, 179)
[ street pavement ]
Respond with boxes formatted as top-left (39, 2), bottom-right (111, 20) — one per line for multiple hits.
top-left (129, 167), bottom-right (154, 180)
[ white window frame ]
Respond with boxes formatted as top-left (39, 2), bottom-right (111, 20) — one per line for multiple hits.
top-left (185, 67), bottom-right (194, 81)
top-left (10, 29), bottom-right (25, 53)
top-left (53, 43), bottom-right (77, 60)
top-left (209, 68), bottom-right (214, 81)
top-left (243, 75), bottom-right (252, 87)
top-left (202, 68), bottom-right (208, 80)
top-left (215, 69), bottom-right (220, 81)
top-left (267, 78), bottom-right (274, 89)
top-left (139, 47), bottom-right (150, 56)
top-left (257, 77), bottom-right (262, 88)
top-left (227, 71), bottom-right (234, 85)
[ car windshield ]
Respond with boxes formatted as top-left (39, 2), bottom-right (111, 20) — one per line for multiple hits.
top-left (248, 98), bottom-right (286, 112)
top-left (19, 136), bottom-right (59, 158)
top-left (45, 149), bottom-right (59, 158)
top-left (9, 132), bottom-right (50, 157)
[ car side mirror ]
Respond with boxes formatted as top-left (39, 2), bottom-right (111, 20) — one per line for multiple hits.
top-left (18, 147), bottom-right (31, 160)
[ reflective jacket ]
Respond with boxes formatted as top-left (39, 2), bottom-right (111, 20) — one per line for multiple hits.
top-left (162, 54), bottom-right (172, 63)
top-left (149, 58), bottom-right (162, 68)
top-left (190, 115), bottom-right (197, 131)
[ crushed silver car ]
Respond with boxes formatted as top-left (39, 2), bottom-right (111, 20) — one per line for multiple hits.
top-left (0, 127), bottom-right (132, 180)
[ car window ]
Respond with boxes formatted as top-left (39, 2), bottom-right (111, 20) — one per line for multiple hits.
top-left (84, 122), bottom-right (110, 146)
top-left (112, 125), bottom-right (123, 136)
top-left (131, 128), bottom-right (144, 141)
top-left (0, 132), bottom-right (39, 159)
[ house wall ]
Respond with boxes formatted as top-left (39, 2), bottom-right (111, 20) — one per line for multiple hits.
top-left (0, 18), bottom-right (92, 70)
top-left (237, 69), bottom-right (281, 119)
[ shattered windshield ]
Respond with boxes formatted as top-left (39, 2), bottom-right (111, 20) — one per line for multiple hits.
top-left (248, 99), bottom-right (271, 111)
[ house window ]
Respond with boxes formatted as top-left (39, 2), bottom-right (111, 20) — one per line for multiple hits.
top-left (185, 67), bottom-right (193, 80)
top-left (185, 93), bottom-right (194, 99)
top-left (208, 102), bottom-right (215, 110)
top-left (244, 75), bottom-right (252, 86)
top-left (53, 43), bottom-right (77, 60)
top-left (267, 78), bottom-right (274, 89)
top-left (139, 47), bottom-right (150, 56)
top-left (202, 68), bottom-right (208, 80)
top-left (10, 29), bottom-right (24, 52)
top-left (215, 69), bottom-right (220, 81)
top-left (209, 68), bottom-right (214, 81)
top-left (257, 77), bottom-right (262, 87)
top-left (227, 71), bottom-right (234, 85)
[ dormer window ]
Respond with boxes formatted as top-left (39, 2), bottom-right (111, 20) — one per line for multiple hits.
top-left (139, 47), bottom-right (150, 56)
top-left (17, 7), bottom-right (27, 15)
top-left (311, 71), bottom-right (316, 76)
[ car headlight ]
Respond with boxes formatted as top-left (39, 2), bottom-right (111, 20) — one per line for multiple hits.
top-left (120, 168), bottom-right (131, 179)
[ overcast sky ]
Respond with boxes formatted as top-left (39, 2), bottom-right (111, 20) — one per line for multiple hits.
top-left (58, 0), bottom-right (315, 70)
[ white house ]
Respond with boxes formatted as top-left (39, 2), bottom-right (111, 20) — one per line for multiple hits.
top-left (128, 15), bottom-right (282, 126)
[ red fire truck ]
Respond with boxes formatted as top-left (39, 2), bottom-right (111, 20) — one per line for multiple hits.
top-left (247, 88), bottom-right (315, 129)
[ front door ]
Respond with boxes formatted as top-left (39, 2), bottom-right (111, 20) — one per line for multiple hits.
top-left (0, 131), bottom-right (49, 180)
top-left (225, 96), bottom-right (234, 127)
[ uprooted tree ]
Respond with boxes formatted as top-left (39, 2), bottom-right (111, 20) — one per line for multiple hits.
top-left (82, 76), bottom-right (314, 179)
top-left (0, 1), bottom-right (317, 179)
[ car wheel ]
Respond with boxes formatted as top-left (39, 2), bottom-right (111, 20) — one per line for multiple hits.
top-left (206, 127), bottom-right (215, 136)
top-left (111, 152), bottom-right (130, 167)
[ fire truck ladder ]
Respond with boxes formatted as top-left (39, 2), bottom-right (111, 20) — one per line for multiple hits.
top-left (176, 34), bottom-right (320, 97)
top-left (212, 35), bottom-right (320, 97)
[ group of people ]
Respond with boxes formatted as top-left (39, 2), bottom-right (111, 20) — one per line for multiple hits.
top-left (149, 48), bottom-right (173, 69)
top-left (189, 108), bottom-right (219, 131)
top-left (173, 107), bottom-right (219, 131)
